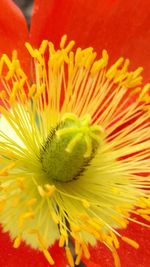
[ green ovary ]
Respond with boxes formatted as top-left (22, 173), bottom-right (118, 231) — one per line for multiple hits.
top-left (40, 113), bottom-right (101, 182)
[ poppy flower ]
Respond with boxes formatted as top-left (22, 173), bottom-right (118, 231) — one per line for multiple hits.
top-left (0, 1), bottom-right (150, 267)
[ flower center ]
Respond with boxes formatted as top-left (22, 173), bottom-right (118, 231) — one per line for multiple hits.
top-left (0, 35), bottom-right (150, 267)
top-left (40, 113), bottom-right (102, 182)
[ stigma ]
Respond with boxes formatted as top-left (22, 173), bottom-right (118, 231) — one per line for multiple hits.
top-left (41, 113), bottom-right (102, 182)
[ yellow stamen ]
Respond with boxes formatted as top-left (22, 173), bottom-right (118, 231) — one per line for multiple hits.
top-left (13, 235), bottom-right (22, 248)
top-left (121, 236), bottom-right (139, 249)
top-left (65, 246), bottom-right (74, 267)
top-left (59, 235), bottom-right (66, 247)
top-left (75, 247), bottom-right (83, 265)
top-left (43, 249), bottom-right (55, 265)
top-left (112, 248), bottom-right (121, 267)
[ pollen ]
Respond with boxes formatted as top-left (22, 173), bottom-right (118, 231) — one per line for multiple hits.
top-left (0, 35), bottom-right (150, 267)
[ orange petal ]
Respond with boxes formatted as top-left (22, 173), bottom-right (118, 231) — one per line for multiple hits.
top-left (30, 0), bottom-right (150, 81)
top-left (0, 0), bottom-right (29, 71)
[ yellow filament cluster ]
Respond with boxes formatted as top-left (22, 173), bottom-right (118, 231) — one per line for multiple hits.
top-left (0, 35), bottom-right (150, 267)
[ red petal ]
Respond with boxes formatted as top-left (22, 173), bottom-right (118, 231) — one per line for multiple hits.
top-left (30, 0), bottom-right (150, 80)
top-left (0, 0), bottom-right (29, 69)
top-left (84, 221), bottom-right (150, 267)
top-left (0, 227), bottom-right (67, 267)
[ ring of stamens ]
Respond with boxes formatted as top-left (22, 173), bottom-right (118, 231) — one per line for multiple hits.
top-left (0, 35), bottom-right (150, 267)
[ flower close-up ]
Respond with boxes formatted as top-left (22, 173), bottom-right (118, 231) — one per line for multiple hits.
top-left (0, 1), bottom-right (150, 267)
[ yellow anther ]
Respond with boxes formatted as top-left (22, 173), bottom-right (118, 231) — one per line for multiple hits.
top-left (13, 235), bottom-right (22, 248)
top-left (4, 59), bottom-right (20, 80)
top-left (65, 246), bottom-right (75, 267)
top-left (60, 35), bottom-right (67, 49)
top-left (102, 49), bottom-right (109, 64)
top-left (65, 40), bottom-right (75, 53)
top-left (122, 236), bottom-right (139, 249)
top-left (2, 54), bottom-right (12, 68)
top-left (59, 235), bottom-right (66, 247)
top-left (133, 67), bottom-right (143, 78)
top-left (43, 249), bottom-right (55, 265)
top-left (91, 58), bottom-right (105, 74)
top-left (75, 247), bottom-right (82, 265)
top-left (106, 57), bottom-right (124, 80)
top-left (75, 48), bottom-right (82, 65)
top-left (49, 42), bottom-right (55, 55)
top-left (82, 242), bottom-right (90, 259)
top-left (114, 57), bottom-right (124, 68)
top-left (44, 184), bottom-right (56, 197)
top-left (25, 42), bottom-right (36, 57)
top-left (128, 76), bottom-right (143, 87)
top-left (137, 208), bottom-right (150, 215)
top-left (71, 223), bottom-right (81, 233)
top-left (90, 49), bottom-right (108, 74)
top-left (113, 59), bottom-right (130, 83)
top-left (39, 40), bottom-right (48, 54)
top-left (37, 185), bottom-right (46, 197)
top-left (78, 48), bottom-right (94, 69)
top-left (12, 50), bottom-right (18, 60)
top-left (139, 84), bottom-right (150, 99)
top-left (84, 52), bottom-right (97, 69)
top-left (75, 240), bottom-right (81, 255)
top-left (112, 249), bottom-right (121, 267)
top-left (122, 58), bottom-right (130, 71)
top-left (68, 52), bottom-right (74, 79)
